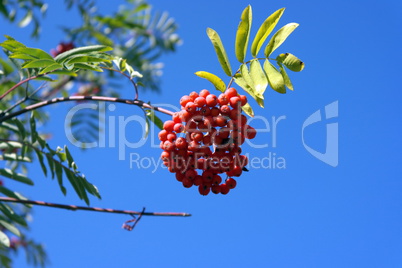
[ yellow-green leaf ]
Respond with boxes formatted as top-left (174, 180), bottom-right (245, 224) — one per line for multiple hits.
top-left (206, 28), bottom-right (232, 76)
top-left (241, 103), bottom-right (254, 117)
top-left (249, 59), bottom-right (268, 96)
top-left (195, 71), bottom-right (226, 92)
top-left (278, 62), bottom-right (293, 90)
top-left (264, 59), bottom-right (285, 94)
top-left (22, 59), bottom-right (56, 69)
top-left (235, 5), bottom-right (252, 63)
top-left (234, 72), bottom-right (264, 108)
top-left (264, 23), bottom-right (299, 57)
top-left (276, 53), bottom-right (304, 72)
top-left (39, 62), bottom-right (63, 74)
top-left (250, 8), bottom-right (285, 57)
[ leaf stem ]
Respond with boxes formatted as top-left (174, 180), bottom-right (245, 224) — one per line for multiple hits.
top-left (0, 197), bottom-right (191, 217)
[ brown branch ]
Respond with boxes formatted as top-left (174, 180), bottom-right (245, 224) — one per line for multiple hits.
top-left (0, 75), bottom-right (41, 100)
top-left (0, 95), bottom-right (175, 123)
top-left (0, 197), bottom-right (191, 217)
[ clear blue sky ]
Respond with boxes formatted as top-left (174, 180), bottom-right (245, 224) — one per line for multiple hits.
top-left (2, 0), bottom-right (402, 267)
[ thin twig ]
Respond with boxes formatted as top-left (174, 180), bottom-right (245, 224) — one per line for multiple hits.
top-left (0, 95), bottom-right (175, 123)
top-left (0, 197), bottom-right (191, 217)
top-left (0, 75), bottom-right (41, 100)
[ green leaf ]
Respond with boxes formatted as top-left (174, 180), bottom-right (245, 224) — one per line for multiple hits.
top-left (264, 23), bottom-right (299, 57)
top-left (54, 45), bottom-right (113, 64)
top-left (234, 71), bottom-right (264, 108)
top-left (54, 162), bottom-right (66, 195)
top-left (14, 47), bottom-right (53, 60)
top-left (241, 103), bottom-right (254, 117)
top-left (206, 28), bottom-right (232, 76)
top-left (145, 110), bottom-right (163, 130)
top-left (48, 70), bottom-right (77, 76)
top-left (276, 53), bottom-right (304, 72)
top-left (235, 5), bottom-right (252, 63)
top-left (39, 63), bottom-right (63, 74)
top-left (0, 38), bottom-right (26, 52)
top-left (0, 231), bottom-right (10, 247)
top-left (0, 58), bottom-right (14, 75)
top-left (0, 186), bottom-right (25, 200)
top-left (45, 154), bottom-right (55, 179)
top-left (278, 62), bottom-right (293, 90)
top-left (0, 168), bottom-right (34, 185)
top-left (249, 59), bottom-right (268, 96)
top-left (30, 112), bottom-right (37, 144)
top-left (0, 153), bottom-right (31, 162)
top-left (9, 53), bottom-right (37, 60)
top-left (73, 63), bottom-right (103, 72)
top-left (13, 118), bottom-right (26, 140)
top-left (92, 31), bottom-right (114, 47)
top-left (195, 71), bottom-right (226, 92)
top-left (250, 8), bottom-right (285, 57)
top-left (66, 55), bottom-right (110, 64)
top-left (0, 219), bottom-right (20, 237)
top-left (263, 59), bottom-right (285, 94)
top-left (0, 203), bottom-right (27, 227)
top-left (63, 167), bottom-right (89, 205)
top-left (22, 59), bottom-right (56, 69)
top-left (34, 150), bottom-right (47, 177)
top-left (64, 145), bottom-right (74, 167)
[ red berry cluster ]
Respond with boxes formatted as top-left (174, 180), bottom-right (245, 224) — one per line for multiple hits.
top-left (158, 87), bottom-right (257, 196)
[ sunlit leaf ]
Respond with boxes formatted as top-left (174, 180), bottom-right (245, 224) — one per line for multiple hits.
top-left (22, 59), bottom-right (56, 69)
top-left (264, 59), bottom-right (285, 94)
top-left (235, 5), bottom-right (252, 63)
top-left (249, 59), bottom-right (268, 96)
top-left (72, 63), bottom-right (103, 72)
top-left (241, 103), bottom-right (254, 117)
top-left (276, 53), bottom-right (304, 72)
top-left (0, 219), bottom-right (20, 237)
top-left (39, 63), bottom-right (63, 74)
top-left (264, 23), bottom-right (299, 57)
top-left (195, 71), bottom-right (226, 92)
top-left (206, 28), bottom-right (232, 76)
top-left (0, 231), bottom-right (10, 247)
top-left (250, 8), bottom-right (285, 57)
top-left (234, 71), bottom-right (264, 108)
top-left (278, 62), bottom-right (293, 90)
top-left (0, 168), bottom-right (34, 185)
top-left (14, 47), bottom-right (53, 60)
top-left (54, 45), bottom-right (113, 64)
top-left (18, 11), bottom-right (33, 28)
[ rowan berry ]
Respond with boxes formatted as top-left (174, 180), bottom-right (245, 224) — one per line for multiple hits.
top-left (163, 120), bottom-right (175, 132)
top-left (194, 96), bottom-right (206, 107)
top-left (206, 94), bottom-right (218, 107)
top-left (220, 183), bottom-right (230, 195)
top-left (225, 87), bottom-right (238, 99)
top-left (198, 184), bottom-right (210, 196)
top-left (199, 89), bottom-right (210, 98)
top-left (226, 178), bottom-right (237, 189)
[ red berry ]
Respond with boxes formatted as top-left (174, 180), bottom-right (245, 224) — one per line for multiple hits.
top-left (239, 95), bottom-right (247, 106)
top-left (180, 95), bottom-right (192, 107)
top-left (158, 130), bottom-right (168, 141)
top-left (225, 88), bottom-right (238, 99)
top-left (189, 91), bottom-right (199, 101)
top-left (245, 125), bottom-right (257, 139)
top-left (198, 184), bottom-right (210, 196)
top-left (220, 183), bottom-right (230, 195)
top-left (194, 97), bottom-right (206, 107)
top-left (206, 94), bottom-right (218, 107)
top-left (199, 89), bottom-right (210, 98)
top-left (182, 178), bottom-right (193, 188)
top-left (175, 137), bottom-right (187, 150)
top-left (173, 123), bottom-right (184, 133)
top-left (172, 112), bottom-right (182, 123)
top-left (218, 94), bottom-right (229, 105)
top-left (185, 169), bottom-right (197, 180)
top-left (226, 178), bottom-right (237, 189)
top-left (211, 184), bottom-right (221, 194)
top-left (229, 96), bottom-right (241, 108)
top-left (163, 120), bottom-right (175, 132)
